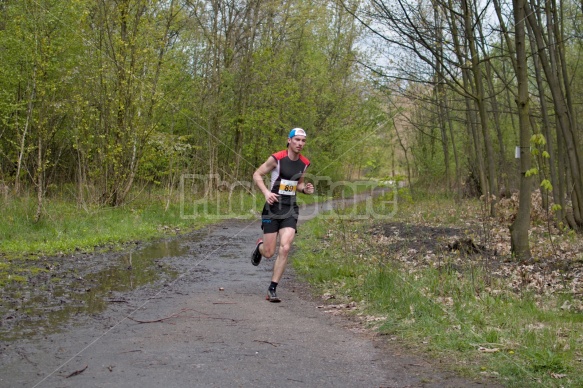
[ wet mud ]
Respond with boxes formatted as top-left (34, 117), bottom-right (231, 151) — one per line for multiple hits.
top-left (1, 239), bottom-right (187, 341)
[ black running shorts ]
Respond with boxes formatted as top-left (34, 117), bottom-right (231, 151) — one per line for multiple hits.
top-left (261, 202), bottom-right (299, 233)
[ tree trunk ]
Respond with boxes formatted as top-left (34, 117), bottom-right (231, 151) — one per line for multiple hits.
top-left (444, 91), bottom-right (461, 201)
top-left (34, 125), bottom-right (44, 223)
top-left (510, 0), bottom-right (532, 260)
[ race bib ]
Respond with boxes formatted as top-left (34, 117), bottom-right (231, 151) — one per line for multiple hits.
top-left (278, 179), bottom-right (298, 195)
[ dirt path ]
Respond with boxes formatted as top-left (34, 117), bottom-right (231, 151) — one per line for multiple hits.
top-left (1, 211), bottom-right (500, 387)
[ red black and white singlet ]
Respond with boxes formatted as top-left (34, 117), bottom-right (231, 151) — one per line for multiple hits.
top-left (269, 150), bottom-right (310, 205)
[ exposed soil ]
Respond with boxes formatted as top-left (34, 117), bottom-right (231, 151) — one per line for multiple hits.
top-left (0, 239), bottom-right (184, 341)
top-left (0, 195), bottom-right (503, 388)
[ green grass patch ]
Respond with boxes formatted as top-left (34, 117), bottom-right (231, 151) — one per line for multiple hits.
top-left (293, 191), bottom-right (583, 387)
top-left (1, 197), bottom-right (197, 257)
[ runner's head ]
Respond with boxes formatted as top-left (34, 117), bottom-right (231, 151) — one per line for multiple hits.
top-left (287, 128), bottom-right (307, 149)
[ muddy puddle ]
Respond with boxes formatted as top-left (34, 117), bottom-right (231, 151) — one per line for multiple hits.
top-left (0, 239), bottom-right (189, 341)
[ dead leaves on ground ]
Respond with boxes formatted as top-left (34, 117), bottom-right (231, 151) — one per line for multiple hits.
top-left (366, 193), bottom-right (583, 306)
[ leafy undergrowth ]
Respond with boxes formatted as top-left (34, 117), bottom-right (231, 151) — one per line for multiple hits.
top-left (293, 190), bottom-right (583, 388)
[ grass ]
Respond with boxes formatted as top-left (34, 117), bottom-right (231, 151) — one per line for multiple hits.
top-left (292, 189), bottom-right (583, 387)
top-left (2, 197), bottom-right (198, 257)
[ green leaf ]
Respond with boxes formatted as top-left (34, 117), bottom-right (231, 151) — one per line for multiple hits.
top-left (530, 134), bottom-right (546, 146)
top-left (540, 179), bottom-right (552, 191)
top-left (525, 168), bottom-right (538, 177)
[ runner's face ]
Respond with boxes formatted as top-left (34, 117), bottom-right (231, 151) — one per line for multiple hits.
top-left (288, 136), bottom-right (306, 152)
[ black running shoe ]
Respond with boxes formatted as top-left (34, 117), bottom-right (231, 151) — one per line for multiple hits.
top-left (251, 238), bottom-right (263, 266)
top-left (266, 289), bottom-right (281, 303)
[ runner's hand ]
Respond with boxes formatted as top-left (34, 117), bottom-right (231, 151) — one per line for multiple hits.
top-left (303, 183), bottom-right (314, 194)
top-left (265, 192), bottom-right (279, 204)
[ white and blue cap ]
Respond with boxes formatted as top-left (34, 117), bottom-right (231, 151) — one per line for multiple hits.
top-left (288, 128), bottom-right (307, 138)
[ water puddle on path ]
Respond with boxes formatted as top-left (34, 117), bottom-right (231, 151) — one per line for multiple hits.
top-left (0, 239), bottom-right (188, 341)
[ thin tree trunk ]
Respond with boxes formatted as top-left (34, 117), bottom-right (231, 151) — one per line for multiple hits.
top-left (446, 0), bottom-right (487, 196)
top-left (527, 23), bottom-right (564, 224)
top-left (462, 0), bottom-right (497, 215)
top-left (15, 65), bottom-right (37, 195)
top-left (444, 90), bottom-right (461, 201)
top-left (475, 0), bottom-right (508, 197)
top-left (551, 0), bottom-right (583, 225)
top-left (525, 1), bottom-right (583, 226)
top-left (393, 118), bottom-right (414, 198)
top-left (434, 3), bottom-right (450, 194)
top-left (557, 122), bottom-right (577, 228)
top-left (34, 126), bottom-right (44, 223)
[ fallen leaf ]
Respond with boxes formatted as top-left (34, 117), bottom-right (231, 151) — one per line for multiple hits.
top-left (478, 347), bottom-right (500, 353)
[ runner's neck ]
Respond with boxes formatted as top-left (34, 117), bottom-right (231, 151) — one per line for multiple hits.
top-left (287, 148), bottom-right (300, 161)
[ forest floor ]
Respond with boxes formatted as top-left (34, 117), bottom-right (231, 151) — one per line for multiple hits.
top-left (387, 191), bottom-right (583, 300)
top-left (0, 193), bottom-right (505, 388)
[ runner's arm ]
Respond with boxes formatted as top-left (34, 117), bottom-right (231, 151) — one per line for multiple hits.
top-left (297, 179), bottom-right (314, 194)
top-left (253, 157), bottom-right (279, 203)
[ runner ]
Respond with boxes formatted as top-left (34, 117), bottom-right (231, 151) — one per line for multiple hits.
top-left (251, 128), bottom-right (314, 302)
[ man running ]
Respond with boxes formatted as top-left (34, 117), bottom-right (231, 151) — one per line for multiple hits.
top-left (251, 128), bottom-right (314, 302)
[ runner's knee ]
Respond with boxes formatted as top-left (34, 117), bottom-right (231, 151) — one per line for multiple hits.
top-left (279, 242), bottom-right (291, 255)
top-left (262, 244), bottom-right (276, 258)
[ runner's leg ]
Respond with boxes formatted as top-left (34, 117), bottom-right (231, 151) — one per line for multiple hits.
top-left (260, 232), bottom-right (278, 259)
top-left (271, 227), bottom-right (296, 283)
